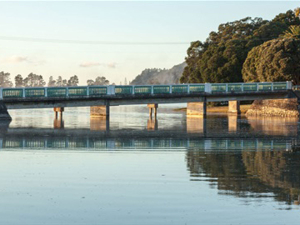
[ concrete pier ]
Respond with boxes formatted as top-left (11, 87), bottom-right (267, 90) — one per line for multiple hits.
top-left (228, 101), bottom-right (241, 114)
top-left (187, 100), bottom-right (207, 117)
top-left (90, 104), bottom-right (110, 118)
top-left (148, 104), bottom-right (158, 118)
top-left (228, 115), bottom-right (239, 133)
top-left (54, 107), bottom-right (64, 119)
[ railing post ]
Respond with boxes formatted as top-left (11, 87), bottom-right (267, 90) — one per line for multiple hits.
top-left (241, 83), bottom-right (244, 92)
top-left (23, 88), bottom-right (25, 98)
top-left (132, 85), bottom-right (135, 95)
top-left (0, 88), bottom-right (3, 99)
top-left (87, 86), bottom-right (89, 96)
top-left (287, 81), bottom-right (292, 90)
top-left (205, 83), bottom-right (211, 94)
top-left (45, 87), bottom-right (48, 97)
top-left (187, 84), bottom-right (190, 94)
top-left (151, 85), bottom-right (154, 95)
top-left (271, 82), bottom-right (274, 91)
top-left (256, 83), bottom-right (259, 92)
top-left (169, 85), bottom-right (172, 94)
top-left (66, 87), bottom-right (69, 97)
top-left (226, 83), bottom-right (228, 93)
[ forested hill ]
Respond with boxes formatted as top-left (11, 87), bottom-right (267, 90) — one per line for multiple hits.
top-left (130, 62), bottom-right (186, 85)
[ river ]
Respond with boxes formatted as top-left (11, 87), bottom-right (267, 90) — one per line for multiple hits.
top-left (0, 105), bottom-right (299, 224)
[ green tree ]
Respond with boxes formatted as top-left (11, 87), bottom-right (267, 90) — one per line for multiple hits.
top-left (242, 38), bottom-right (300, 84)
top-left (56, 76), bottom-right (67, 87)
top-left (14, 74), bottom-right (24, 87)
top-left (283, 25), bottom-right (300, 39)
top-left (181, 9), bottom-right (300, 84)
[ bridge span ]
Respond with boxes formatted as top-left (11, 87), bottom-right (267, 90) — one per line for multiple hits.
top-left (0, 81), bottom-right (295, 120)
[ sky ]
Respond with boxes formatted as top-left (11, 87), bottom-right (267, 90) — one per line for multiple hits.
top-left (0, 1), bottom-right (299, 85)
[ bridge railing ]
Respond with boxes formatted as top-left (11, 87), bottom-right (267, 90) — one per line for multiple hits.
top-left (0, 81), bottom-right (292, 99)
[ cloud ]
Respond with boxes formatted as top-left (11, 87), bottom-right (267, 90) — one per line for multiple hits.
top-left (79, 61), bottom-right (101, 67)
top-left (2, 55), bottom-right (28, 63)
top-left (80, 61), bottom-right (116, 68)
top-left (1, 55), bottom-right (45, 66)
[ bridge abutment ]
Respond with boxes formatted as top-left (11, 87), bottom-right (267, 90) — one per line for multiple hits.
top-left (228, 101), bottom-right (241, 114)
top-left (148, 104), bottom-right (158, 118)
top-left (187, 100), bottom-right (207, 117)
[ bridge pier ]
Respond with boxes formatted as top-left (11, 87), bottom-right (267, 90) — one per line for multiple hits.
top-left (228, 101), bottom-right (241, 114)
top-left (228, 115), bottom-right (239, 133)
top-left (148, 104), bottom-right (158, 119)
top-left (187, 100), bottom-right (207, 117)
top-left (90, 104), bottom-right (110, 118)
top-left (54, 107), bottom-right (64, 119)
top-left (53, 118), bottom-right (64, 129)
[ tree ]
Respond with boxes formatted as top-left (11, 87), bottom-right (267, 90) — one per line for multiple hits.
top-left (87, 76), bottom-right (109, 86)
top-left (48, 76), bottom-right (56, 87)
top-left (15, 74), bottom-right (24, 87)
top-left (23, 73), bottom-right (46, 87)
top-left (180, 9), bottom-right (300, 84)
top-left (242, 38), bottom-right (300, 84)
top-left (0, 71), bottom-right (13, 87)
top-left (67, 75), bottom-right (79, 86)
top-left (283, 25), bottom-right (300, 39)
top-left (56, 76), bottom-right (67, 87)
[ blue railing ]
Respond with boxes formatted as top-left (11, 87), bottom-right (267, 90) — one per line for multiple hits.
top-left (0, 81), bottom-right (292, 99)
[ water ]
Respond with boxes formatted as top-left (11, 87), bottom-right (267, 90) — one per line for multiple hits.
top-left (1, 105), bottom-right (300, 224)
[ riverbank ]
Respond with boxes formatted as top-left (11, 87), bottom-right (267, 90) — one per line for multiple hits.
top-left (174, 104), bottom-right (252, 114)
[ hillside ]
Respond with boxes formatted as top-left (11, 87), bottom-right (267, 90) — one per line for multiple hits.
top-left (130, 62), bottom-right (186, 85)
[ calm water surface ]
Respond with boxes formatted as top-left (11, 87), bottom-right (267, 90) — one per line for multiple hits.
top-left (1, 105), bottom-right (300, 224)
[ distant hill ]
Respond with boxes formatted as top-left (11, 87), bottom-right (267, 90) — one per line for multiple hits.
top-left (130, 62), bottom-right (186, 85)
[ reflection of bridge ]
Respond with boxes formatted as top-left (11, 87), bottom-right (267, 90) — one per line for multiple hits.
top-left (0, 81), bottom-right (295, 120)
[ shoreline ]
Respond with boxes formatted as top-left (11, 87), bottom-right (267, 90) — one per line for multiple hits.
top-left (174, 104), bottom-right (252, 114)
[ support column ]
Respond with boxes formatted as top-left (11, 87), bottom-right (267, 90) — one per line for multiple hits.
top-left (90, 103), bottom-right (110, 118)
top-left (148, 104), bottom-right (158, 119)
top-left (54, 107), bottom-right (64, 119)
top-left (53, 118), bottom-right (64, 129)
top-left (228, 101), bottom-right (241, 114)
top-left (187, 100), bottom-right (207, 117)
top-left (0, 101), bottom-right (11, 121)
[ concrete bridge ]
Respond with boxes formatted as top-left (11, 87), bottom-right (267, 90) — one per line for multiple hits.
top-left (0, 81), bottom-right (294, 120)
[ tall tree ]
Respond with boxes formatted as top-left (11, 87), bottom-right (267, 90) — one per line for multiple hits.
top-left (0, 71), bottom-right (13, 87)
top-left (67, 75), bottom-right (79, 86)
top-left (23, 73), bottom-right (46, 87)
top-left (56, 76), bottom-right (67, 87)
top-left (48, 76), bottom-right (56, 87)
top-left (87, 76), bottom-right (109, 86)
top-left (15, 74), bottom-right (24, 87)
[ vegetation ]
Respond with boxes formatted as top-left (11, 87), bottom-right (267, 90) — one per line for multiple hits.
top-left (0, 72), bottom-right (109, 87)
top-left (180, 9), bottom-right (300, 84)
top-left (242, 38), bottom-right (300, 84)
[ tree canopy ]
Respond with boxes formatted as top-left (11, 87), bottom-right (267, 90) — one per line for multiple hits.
top-left (87, 76), bottom-right (109, 86)
top-left (242, 38), bottom-right (300, 84)
top-left (180, 10), bottom-right (300, 84)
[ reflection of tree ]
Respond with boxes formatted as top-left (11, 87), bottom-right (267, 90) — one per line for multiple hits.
top-left (186, 151), bottom-right (300, 205)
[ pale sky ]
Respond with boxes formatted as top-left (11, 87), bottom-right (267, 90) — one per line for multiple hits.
top-left (0, 1), bottom-right (299, 85)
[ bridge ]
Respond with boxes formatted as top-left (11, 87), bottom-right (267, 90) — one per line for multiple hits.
top-left (0, 81), bottom-right (295, 120)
